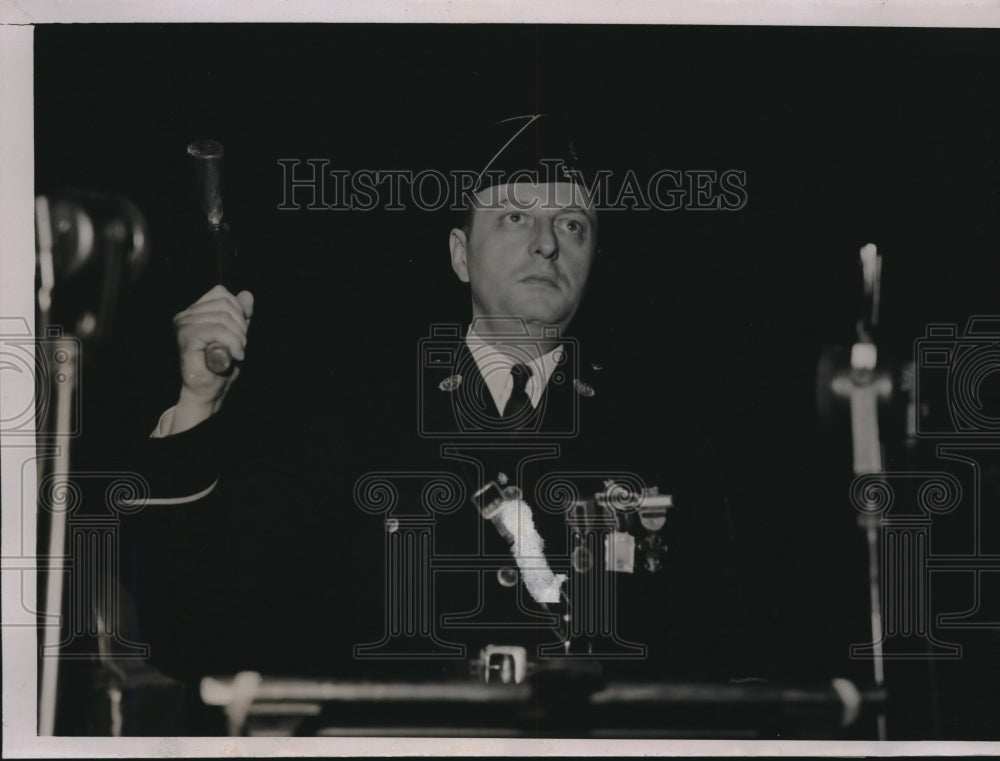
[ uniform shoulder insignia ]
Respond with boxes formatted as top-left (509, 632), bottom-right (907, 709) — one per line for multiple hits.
top-left (438, 374), bottom-right (463, 392)
top-left (573, 378), bottom-right (596, 398)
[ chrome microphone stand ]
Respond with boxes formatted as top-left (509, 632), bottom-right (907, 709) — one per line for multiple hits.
top-left (34, 191), bottom-right (149, 735)
top-left (817, 243), bottom-right (894, 740)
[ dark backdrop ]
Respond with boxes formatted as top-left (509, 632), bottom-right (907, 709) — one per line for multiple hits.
top-left (34, 24), bottom-right (1000, 736)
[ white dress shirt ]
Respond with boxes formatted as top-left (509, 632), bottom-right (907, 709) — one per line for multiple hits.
top-left (465, 326), bottom-right (564, 416)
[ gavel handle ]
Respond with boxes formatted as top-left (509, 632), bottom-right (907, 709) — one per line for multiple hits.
top-left (188, 140), bottom-right (237, 376)
top-left (205, 342), bottom-right (233, 375)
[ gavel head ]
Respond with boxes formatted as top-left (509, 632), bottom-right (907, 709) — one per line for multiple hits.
top-left (187, 140), bottom-right (225, 228)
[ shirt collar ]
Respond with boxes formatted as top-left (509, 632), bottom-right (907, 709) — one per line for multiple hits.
top-left (466, 325), bottom-right (563, 414)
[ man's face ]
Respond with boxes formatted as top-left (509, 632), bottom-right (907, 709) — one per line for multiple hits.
top-left (449, 182), bottom-right (597, 334)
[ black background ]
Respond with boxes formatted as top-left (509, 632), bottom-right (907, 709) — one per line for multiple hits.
top-left (34, 24), bottom-right (1000, 737)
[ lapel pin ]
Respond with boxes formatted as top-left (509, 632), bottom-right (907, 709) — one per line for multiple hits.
top-left (438, 374), bottom-right (463, 392)
top-left (573, 379), bottom-right (596, 398)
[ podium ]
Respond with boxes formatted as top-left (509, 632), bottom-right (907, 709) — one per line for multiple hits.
top-left (198, 673), bottom-right (885, 738)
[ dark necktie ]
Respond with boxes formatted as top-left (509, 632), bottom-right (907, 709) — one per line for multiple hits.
top-left (501, 363), bottom-right (533, 419)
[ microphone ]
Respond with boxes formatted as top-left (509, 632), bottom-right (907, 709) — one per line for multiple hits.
top-left (35, 189), bottom-right (150, 343)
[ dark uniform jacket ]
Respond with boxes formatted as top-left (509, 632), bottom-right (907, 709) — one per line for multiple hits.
top-left (121, 328), bottom-right (739, 687)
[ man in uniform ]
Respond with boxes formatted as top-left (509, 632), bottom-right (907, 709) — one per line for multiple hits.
top-left (122, 114), bottom-right (739, 693)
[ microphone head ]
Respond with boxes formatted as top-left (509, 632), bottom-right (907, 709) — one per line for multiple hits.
top-left (36, 190), bottom-right (150, 343)
top-left (41, 191), bottom-right (149, 280)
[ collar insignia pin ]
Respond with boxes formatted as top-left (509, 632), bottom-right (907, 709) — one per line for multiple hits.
top-left (573, 379), bottom-right (596, 398)
top-left (439, 374), bottom-right (463, 392)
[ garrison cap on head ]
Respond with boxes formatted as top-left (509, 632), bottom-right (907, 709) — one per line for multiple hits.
top-left (454, 113), bottom-right (597, 208)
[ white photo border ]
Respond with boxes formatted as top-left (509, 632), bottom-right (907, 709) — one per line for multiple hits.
top-left (4, 2), bottom-right (1000, 757)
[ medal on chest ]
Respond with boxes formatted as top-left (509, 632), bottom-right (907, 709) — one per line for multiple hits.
top-left (595, 480), bottom-right (674, 574)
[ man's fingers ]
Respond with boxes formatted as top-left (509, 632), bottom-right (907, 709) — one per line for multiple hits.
top-left (192, 285), bottom-right (245, 314)
top-left (236, 290), bottom-right (254, 320)
top-left (174, 309), bottom-right (248, 340)
top-left (194, 284), bottom-right (237, 303)
top-left (173, 286), bottom-right (253, 396)
top-left (172, 287), bottom-right (252, 407)
top-left (175, 298), bottom-right (249, 330)
top-left (190, 285), bottom-right (255, 319)
top-left (178, 323), bottom-right (247, 361)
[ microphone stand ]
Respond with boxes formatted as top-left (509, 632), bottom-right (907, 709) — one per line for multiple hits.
top-left (35, 194), bottom-right (75, 735)
top-left (34, 191), bottom-right (151, 735)
top-left (819, 243), bottom-right (890, 740)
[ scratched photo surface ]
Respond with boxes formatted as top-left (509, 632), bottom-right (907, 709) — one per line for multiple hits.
top-left (32, 24), bottom-right (1000, 739)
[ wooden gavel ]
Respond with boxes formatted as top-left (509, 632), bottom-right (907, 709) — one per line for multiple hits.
top-left (187, 139), bottom-right (237, 375)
